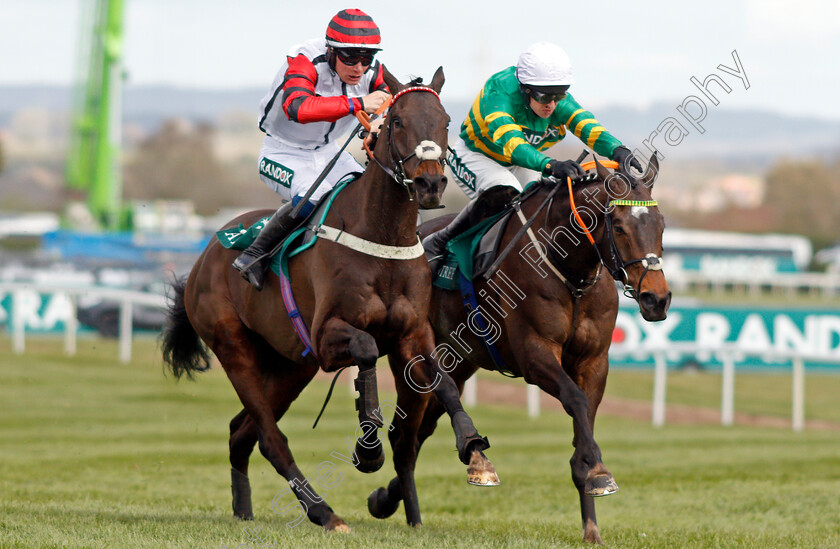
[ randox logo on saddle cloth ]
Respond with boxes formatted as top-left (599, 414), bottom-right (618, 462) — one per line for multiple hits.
top-left (216, 175), bottom-right (425, 278)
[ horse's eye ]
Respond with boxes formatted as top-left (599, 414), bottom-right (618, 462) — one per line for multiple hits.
top-left (614, 224), bottom-right (626, 235)
top-left (392, 117), bottom-right (402, 128)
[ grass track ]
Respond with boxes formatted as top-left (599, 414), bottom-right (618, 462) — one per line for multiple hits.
top-left (1, 338), bottom-right (839, 548)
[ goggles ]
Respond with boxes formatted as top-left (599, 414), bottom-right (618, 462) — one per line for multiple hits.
top-left (335, 48), bottom-right (376, 67)
top-left (526, 85), bottom-right (570, 104)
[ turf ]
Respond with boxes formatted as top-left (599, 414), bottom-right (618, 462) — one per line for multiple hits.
top-left (1, 338), bottom-right (839, 548)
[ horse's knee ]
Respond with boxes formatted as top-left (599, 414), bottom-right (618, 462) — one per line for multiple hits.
top-left (256, 428), bottom-right (288, 462)
top-left (229, 409), bottom-right (249, 435)
top-left (348, 332), bottom-right (379, 367)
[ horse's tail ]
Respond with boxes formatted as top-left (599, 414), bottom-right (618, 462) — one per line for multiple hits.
top-left (161, 276), bottom-right (211, 380)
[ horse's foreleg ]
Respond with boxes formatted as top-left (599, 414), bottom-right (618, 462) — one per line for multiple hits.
top-left (366, 355), bottom-right (434, 526)
top-left (370, 360), bottom-right (481, 526)
top-left (399, 331), bottom-right (499, 485)
top-left (318, 318), bottom-right (385, 473)
top-left (368, 399), bottom-right (444, 524)
top-left (570, 353), bottom-right (613, 545)
top-left (214, 321), bottom-right (348, 532)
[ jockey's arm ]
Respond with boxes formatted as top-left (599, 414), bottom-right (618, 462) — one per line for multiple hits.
top-left (554, 93), bottom-right (624, 160)
top-left (467, 92), bottom-right (553, 173)
top-left (281, 54), bottom-right (388, 123)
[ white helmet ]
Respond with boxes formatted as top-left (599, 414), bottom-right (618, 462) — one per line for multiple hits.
top-left (516, 42), bottom-right (574, 87)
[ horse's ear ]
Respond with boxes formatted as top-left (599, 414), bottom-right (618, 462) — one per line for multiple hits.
top-left (594, 157), bottom-right (611, 181)
top-left (381, 65), bottom-right (403, 96)
top-left (429, 66), bottom-right (445, 93)
top-left (639, 154), bottom-right (660, 189)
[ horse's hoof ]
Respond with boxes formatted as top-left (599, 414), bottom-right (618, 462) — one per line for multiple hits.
top-left (354, 440), bottom-right (385, 473)
top-left (233, 510), bottom-right (254, 521)
top-left (585, 474), bottom-right (619, 497)
top-left (324, 517), bottom-right (351, 533)
top-left (583, 518), bottom-right (604, 544)
top-left (368, 486), bottom-right (400, 519)
top-left (467, 450), bottom-right (500, 486)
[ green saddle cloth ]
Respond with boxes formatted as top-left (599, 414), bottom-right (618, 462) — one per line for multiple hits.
top-left (216, 175), bottom-right (355, 278)
top-left (432, 211), bottom-right (506, 290)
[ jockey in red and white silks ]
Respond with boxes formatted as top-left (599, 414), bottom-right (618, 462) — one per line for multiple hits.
top-left (257, 37), bottom-right (389, 203)
top-left (234, 8), bottom-right (390, 290)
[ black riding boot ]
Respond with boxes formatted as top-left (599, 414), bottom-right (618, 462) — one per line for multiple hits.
top-left (422, 185), bottom-right (517, 277)
top-left (421, 199), bottom-right (481, 277)
top-left (232, 202), bottom-right (299, 291)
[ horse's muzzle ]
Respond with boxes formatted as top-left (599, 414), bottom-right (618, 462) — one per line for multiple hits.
top-left (638, 290), bottom-right (671, 321)
top-left (414, 172), bottom-right (447, 209)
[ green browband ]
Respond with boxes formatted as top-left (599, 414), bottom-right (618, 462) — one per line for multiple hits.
top-left (608, 199), bottom-right (658, 207)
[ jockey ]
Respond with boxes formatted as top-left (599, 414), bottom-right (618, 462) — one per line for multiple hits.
top-left (233, 8), bottom-right (391, 290)
top-left (423, 42), bottom-right (642, 273)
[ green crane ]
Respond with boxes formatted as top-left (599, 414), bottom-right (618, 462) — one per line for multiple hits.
top-left (65, 0), bottom-right (126, 230)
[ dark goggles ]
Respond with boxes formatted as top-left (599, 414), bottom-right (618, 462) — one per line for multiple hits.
top-left (526, 85), bottom-right (570, 104)
top-left (335, 48), bottom-right (376, 67)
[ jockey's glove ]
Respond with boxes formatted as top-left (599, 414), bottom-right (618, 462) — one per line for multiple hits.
top-left (612, 146), bottom-right (643, 173)
top-left (544, 159), bottom-right (585, 181)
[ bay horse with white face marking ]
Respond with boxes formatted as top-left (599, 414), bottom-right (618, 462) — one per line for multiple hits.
top-left (161, 67), bottom-right (498, 532)
top-left (368, 157), bottom-right (670, 543)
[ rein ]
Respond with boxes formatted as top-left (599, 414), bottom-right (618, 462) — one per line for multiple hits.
top-left (359, 87), bottom-right (446, 199)
top-left (486, 159), bottom-right (663, 301)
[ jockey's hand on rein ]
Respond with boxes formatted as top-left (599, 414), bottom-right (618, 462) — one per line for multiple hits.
top-left (362, 117), bottom-right (385, 148)
top-left (545, 159), bottom-right (585, 181)
top-left (612, 146), bottom-right (643, 173)
top-left (361, 90), bottom-right (390, 114)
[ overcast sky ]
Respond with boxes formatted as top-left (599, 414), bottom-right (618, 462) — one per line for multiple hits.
top-left (3, 0), bottom-right (840, 119)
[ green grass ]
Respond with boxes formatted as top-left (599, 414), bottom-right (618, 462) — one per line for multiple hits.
top-left (2, 338), bottom-right (840, 548)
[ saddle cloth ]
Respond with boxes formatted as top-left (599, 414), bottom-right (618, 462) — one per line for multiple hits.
top-left (432, 210), bottom-right (511, 290)
top-left (216, 173), bottom-right (359, 277)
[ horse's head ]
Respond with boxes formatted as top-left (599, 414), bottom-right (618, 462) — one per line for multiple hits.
top-left (378, 67), bottom-right (449, 209)
top-left (591, 156), bottom-right (671, 321)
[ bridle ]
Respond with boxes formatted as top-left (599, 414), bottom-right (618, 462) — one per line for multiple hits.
top-left (600, 200), bottom-right (663, 299)
top-left (358, 86), bottom-right (447, 199)
top-left (568, 161), bottom-right (664, 300)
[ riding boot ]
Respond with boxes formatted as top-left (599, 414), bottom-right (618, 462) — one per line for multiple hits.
top-left (421, 199), bottom-right (481, 277)
top-left (232, 202), bottom-right (299, 291)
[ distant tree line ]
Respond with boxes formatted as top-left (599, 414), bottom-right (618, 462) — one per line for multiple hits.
top-left (763, 157), bottom-right (840, 251)
top-left (123, 119), bottom-right (275, 216)
top-left (123, 119), bottom-right (840, 255)
top-left (674, 154), bottom-right (840, 254)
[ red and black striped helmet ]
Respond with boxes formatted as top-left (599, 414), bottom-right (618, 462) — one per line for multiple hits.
top-left (325, 9), bottom-right (381, 50)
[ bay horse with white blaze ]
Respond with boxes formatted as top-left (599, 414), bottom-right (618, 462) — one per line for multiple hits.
top-left (161, 67), bottom-right (497, 532)
top-left (368, 157), bottom-right (670, 543)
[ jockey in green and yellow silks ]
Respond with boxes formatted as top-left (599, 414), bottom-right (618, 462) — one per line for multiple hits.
top-left (423, 42), bottom-right (642, 273)
top-left (461, 66), bottom-right (622, 176)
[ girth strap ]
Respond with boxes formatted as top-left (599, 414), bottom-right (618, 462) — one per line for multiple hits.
top-left (514, 208), bottom-right (603, 298)
top-left (311, 224), bottom-right (425, 260)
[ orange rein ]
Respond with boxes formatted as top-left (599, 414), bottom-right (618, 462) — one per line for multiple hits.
top-left (566, 160), bottom-right (619, 245)
top-left (356, 95), bottom-right (392, 159)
